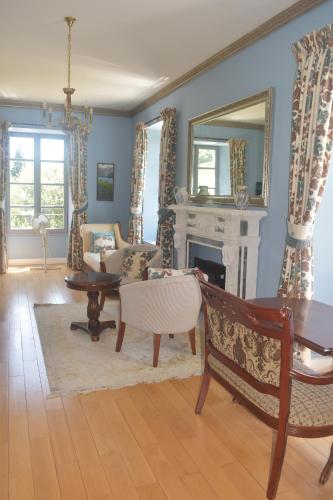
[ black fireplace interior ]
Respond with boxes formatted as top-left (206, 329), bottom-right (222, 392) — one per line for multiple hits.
top-left (193, 256), bottom-right (226, 289)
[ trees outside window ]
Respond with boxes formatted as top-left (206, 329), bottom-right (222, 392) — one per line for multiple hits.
top-left (9, 133), bottom-right (66, 231)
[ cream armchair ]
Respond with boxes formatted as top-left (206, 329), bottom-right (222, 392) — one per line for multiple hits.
top-left (80, 222), bottom-right (129, 272)
top-left (116, 274), bottom-right (202, 367)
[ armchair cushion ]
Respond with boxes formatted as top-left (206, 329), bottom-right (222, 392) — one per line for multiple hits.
top-left (208, 355), bottom-right (333, 427)
top-left (121, 248), bottom-right (158, 280)
top-left (90, 231), bottom-right (116, 252)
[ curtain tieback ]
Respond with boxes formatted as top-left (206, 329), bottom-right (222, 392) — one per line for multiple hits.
top-left (130, 207), bottom-right (142, 215)
top-left (73, 201), bottom-right (88, 215)
top-left (286, 221), bottom-right (313, 248)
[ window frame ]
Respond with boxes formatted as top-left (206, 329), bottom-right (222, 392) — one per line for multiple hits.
top-left (7, 131), bottom-right (68, 235)
top-left (193, 144), bottom-right (220, 195)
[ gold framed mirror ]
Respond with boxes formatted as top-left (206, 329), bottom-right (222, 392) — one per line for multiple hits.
top-left (187, 88), bottom-right (273, 207)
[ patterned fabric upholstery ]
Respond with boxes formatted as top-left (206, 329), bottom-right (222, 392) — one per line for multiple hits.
top-left (207, 305), bottom-right (281, 387)
top-left (90, 231), bottom-right (116, 252)
top-left (121, 249), bottom-right (157, 279)
top-left (208, 355), bottom-right (333, 427)
top-left (147, 267), bottom-right (197, 280)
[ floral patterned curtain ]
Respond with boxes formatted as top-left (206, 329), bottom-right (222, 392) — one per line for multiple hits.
top-left (128, 123), bottom-right (147, 244)
top-left (67, 126), bottom-right (89, 270)
top-left (0, 121), bottom-right (10, 273)
top-left (228, 138), bottom-right (246, 195)
top-left (278, 24), bottom-right (333, 299)
top-left (156, 107), bottom-right (177, 267)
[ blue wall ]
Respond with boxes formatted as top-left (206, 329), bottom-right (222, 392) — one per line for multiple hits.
top-left (0, 106), bottom-right (132, 259)
top-left (132, 0), bottom-right (333, 302)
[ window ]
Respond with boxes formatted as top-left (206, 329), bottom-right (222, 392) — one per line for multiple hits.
top-left (143, 120), bottom-right (163, 243)
top-left (9, 133), bottom-right (67, 231)
top-left (193, 145), bottom-right (219, 195)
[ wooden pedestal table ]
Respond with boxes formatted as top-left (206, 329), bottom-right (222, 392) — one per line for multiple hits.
top-left (65, 272), bottom-right (121, 341)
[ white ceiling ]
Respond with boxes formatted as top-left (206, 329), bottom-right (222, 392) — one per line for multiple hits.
top-left (0, 0), bottom-right (298, 111)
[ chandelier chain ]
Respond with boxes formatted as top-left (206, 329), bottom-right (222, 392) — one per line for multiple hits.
top-left (67, 22), bottom-right (72, 89)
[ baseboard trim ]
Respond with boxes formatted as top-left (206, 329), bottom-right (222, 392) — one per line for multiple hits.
top-left (8, 258), bottom-right (67, 266)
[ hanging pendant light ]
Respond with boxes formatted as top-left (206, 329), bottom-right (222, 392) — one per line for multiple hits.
top-left (43, 16), bottom-right (93, 131)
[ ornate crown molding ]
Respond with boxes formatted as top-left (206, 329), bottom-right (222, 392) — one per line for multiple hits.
top-left (0, 98), bottom-right (131, 118)
top-left (131, 0), bottom-right (326, 115)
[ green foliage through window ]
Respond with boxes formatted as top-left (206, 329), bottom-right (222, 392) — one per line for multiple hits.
top-left (9, 134), bottom-right (66, 231)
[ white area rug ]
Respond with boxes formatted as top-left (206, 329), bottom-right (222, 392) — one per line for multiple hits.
top-left (34, 302), bottom-right (203, 396)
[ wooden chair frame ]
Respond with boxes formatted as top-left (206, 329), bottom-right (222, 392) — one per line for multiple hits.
top-left (195, 278), bottom-right (333, 499)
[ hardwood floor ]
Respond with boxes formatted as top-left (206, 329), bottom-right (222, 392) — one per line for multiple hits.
top-left (0, 266), bottom-right (332, 499)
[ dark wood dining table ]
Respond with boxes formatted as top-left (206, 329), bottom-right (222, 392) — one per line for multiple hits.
top-left (249, 297), bottom-right (333, 357)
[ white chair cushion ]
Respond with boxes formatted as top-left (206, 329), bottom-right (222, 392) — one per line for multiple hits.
top-left (83, 252), bottom-right (101, 272)
top-left (83, 250), bottom-right (117, 272)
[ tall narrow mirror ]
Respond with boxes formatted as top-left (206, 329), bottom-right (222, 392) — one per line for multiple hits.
top-left (187, 89), bottom-right (273, 206)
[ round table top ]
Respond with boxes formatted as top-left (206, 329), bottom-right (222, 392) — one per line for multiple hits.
top-left (65, 272), bottom-right (121, 292)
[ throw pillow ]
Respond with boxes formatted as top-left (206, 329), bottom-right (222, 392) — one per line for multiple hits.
top-left (121, 249), bottom-right (157, 279)
top-left (90, 231), bottom-right (116, 253)
top-left (147, 267), bottom-right (198, 280)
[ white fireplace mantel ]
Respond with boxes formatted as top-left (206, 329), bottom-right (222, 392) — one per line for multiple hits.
top-left (170, 204), bottom-right (267, 299)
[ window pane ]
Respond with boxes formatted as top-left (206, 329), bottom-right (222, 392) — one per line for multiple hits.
top-left (41, 139), bottom-right (64, 161)
top-left (10, 207), bottom-right (34, 229)
top-left (198, 148), bottom-right (216, 169)
top-left (41, 162), bottom-right (64, 183)
top-left (41, 208), bottom-right (64, 229)
top-left (198, 169), bottom-right (216, 191)
top-left (10, 184), bottom-right (34, 206)
top-left (41, 185), bottom-right (64, 206)
top-left (10, 160), bottom-right (34, 183)
top-left (10, 136), bottom-right (34, 160)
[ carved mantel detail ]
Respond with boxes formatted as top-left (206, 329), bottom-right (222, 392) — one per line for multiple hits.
top-left (170, 204), bottom-right (267, 299)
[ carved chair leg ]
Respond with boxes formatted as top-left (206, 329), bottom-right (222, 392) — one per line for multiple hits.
top-left (266, 430), bottom-right (288, 499)
top-left (100, 291), bottom-right (106, 311)
top-left (188, 328), bottom-right (196, 355)
top-left (153, 334), bottom-right (161, 367)
top-left (169, 334), bottom-right (174, 339)
top-left (319, 442), bottom-right (333, 485)
top-left (115, 321), bottom-right (126, 352)
top-left (195, 367), bottom-right (211, 414)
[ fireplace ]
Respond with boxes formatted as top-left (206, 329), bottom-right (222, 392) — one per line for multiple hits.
top-left (170, 204), bottom-right (266, 299)
top-left (193, 256), bottom-right (226, 289)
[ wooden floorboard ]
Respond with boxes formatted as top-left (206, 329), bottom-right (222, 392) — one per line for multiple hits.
top-left (0, 266), bottom-right (332, 499)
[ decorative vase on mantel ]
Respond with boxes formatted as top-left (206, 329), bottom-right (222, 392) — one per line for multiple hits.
top-left (234, 185), bottom-right (249, 210)
top-left (194, 185), bottom-right (210, 204)
top-left (173, 186), bottom-right (189, 205)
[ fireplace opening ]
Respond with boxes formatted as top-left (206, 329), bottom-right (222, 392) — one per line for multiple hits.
top-left (193, 256), bottom-right (226, 289)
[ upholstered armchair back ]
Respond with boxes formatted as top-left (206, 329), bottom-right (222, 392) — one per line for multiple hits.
top-left (200, 281), bottom-right (293, 390)
top-left (206, 305), bottom-right (282, 386)
top-left (80, 223), bottom-right (129, 253)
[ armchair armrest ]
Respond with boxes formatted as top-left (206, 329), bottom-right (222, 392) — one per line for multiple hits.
top-left (102, 247), bottom-right (126, 275)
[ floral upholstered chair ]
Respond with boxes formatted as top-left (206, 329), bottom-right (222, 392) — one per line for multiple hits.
top-left (196, 278), bottom-right (333, 500)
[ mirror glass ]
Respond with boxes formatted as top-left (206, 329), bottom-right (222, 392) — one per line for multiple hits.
top-left (188, 89), bottom-right (272, 206)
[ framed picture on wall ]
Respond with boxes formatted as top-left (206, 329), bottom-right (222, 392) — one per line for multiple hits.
top-left (96, 163), bottom-right (115, 201)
